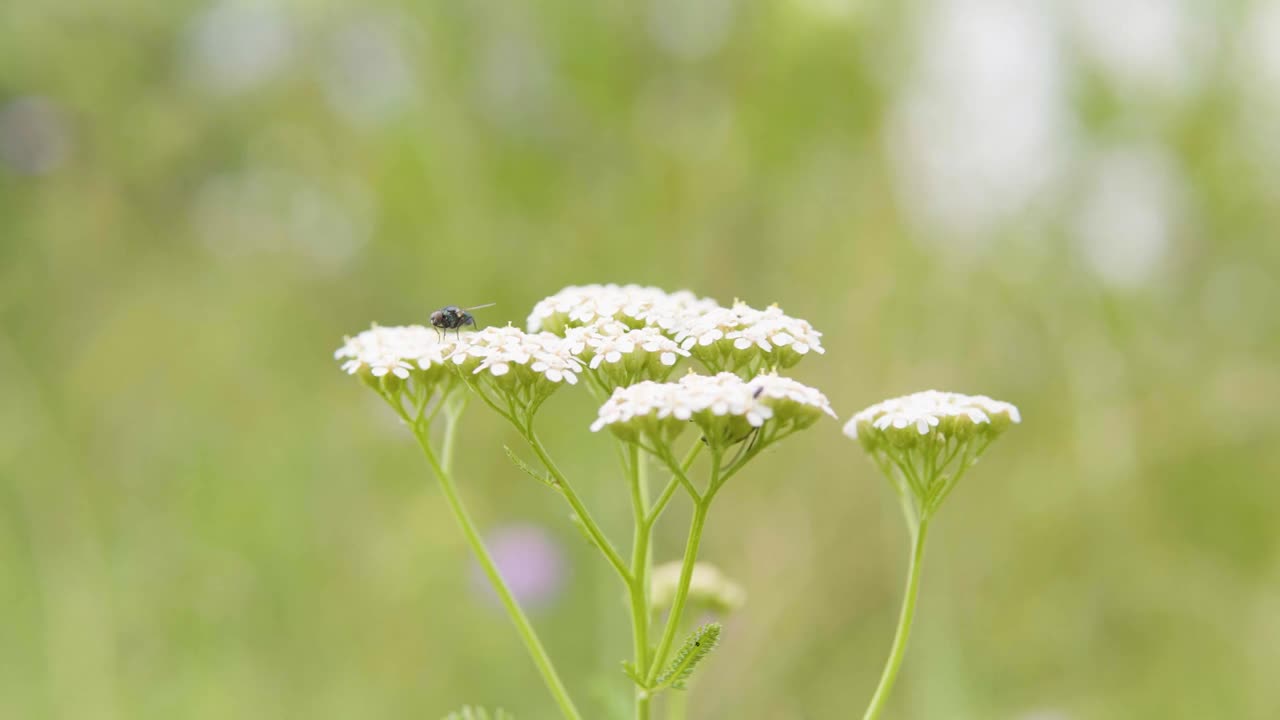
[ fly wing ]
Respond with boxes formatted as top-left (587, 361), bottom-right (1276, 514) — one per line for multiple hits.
top-left (464, 303), bottom-right (497, 311)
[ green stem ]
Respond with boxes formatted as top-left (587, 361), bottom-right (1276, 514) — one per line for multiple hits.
top-left (410, 425), bottom-right (583, 720)
top-left (645, 497), bottom-right (712, 684)
top-left (646, 448), bottom-right (721, 683)
top-left (527, 429), bottom-right (632, 582)
top-left (862, 516), bottom-right (931, 720)
top-left (647, 442), bottom-right (703, 525)
top-left (646, 475), bottom-right (680, 527)
top-left (874, 452), bottom-right (918, 535)
top-left (627, 445), bottom-right (653, 720)
top-left (441, 395), bottom-right (467, 473)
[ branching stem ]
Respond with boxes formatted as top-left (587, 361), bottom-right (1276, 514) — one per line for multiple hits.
top-left (526, 427), bottom-right (631, 582)
top-left (409, 418), bottom-right (582, 720)
top-left (645, 449), bottom-right (721, 684)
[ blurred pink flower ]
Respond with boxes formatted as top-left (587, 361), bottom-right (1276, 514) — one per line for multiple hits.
top-left (471, 523), bottom-right (568, 609)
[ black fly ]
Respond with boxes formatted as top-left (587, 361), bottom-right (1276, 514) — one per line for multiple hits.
top-left (430, 303), bottom-right (496, 339)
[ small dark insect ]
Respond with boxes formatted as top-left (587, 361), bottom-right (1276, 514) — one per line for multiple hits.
top-left (752, 386), bottom-right (764, 399)
top-left (430, 303), bottom-right (496, 338)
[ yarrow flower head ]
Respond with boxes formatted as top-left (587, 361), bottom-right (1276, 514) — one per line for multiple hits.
top-left (673, 301), bottom-right (825, 377)
top-left (528, 284), bottom-right (717, 335)
top-left (448, 325), bottom-right (584, 417)
top-left (590, 371), bottom-right (836, 452)
top-left (650, 561), bottom-right (746, 616)
top-left (562, 321), bottom-right (691, 390)
top-left (845, 390), bottom-right (1021, 517)
top-left (334, 324), bottom-right (459, 396)
top-left (528, 286), bottom-right (829, 381)
top-left (844, 390), bottom-right (1020, 451)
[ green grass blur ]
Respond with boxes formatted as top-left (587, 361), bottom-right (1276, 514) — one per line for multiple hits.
top-left (3, 1), bottom-right (1279, 719)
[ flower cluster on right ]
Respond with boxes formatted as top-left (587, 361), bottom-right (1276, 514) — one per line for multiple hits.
top-left (844, 389), bottom-right (1021, 518)
top-left (845, 390), bottom-right (1020, 447)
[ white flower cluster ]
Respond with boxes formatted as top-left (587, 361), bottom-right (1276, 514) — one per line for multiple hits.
top-left (335, 325), bottom-right (587, 413)
top-left (847, 391), bottom-right (1021, 515)
top-left (527, 284), bottom-right (716, 335)
top-left (650, 561), bottom-right (746, 615)
top-left (334, 324), bottom-right (454, 381)
top-left (590, 372), bottom-right (835, 447)
top-left (562, 321), bottom-right (690, 388)
top-left (673, 301), bottom-right (825, 373)
top-left (339, 285), bottom-right (831, 426)
top-left (531, 285), bottom-right (826, 378)
top-left (449, 325), bottom-right (583, 386)
top-left (844, 390), bottom-right (1021, 448)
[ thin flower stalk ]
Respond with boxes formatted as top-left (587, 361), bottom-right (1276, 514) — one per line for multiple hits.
top-left (846, 390), bottom-right (1021, 720)
top-left (411, 421), bottom-right (583, 720)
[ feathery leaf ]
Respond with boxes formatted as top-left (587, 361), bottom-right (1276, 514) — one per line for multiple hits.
top-left (654, 623), bottom-right (721, 691)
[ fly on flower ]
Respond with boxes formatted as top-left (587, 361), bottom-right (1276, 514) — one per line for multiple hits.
top-left (431, 303), bottom-right (496, 339)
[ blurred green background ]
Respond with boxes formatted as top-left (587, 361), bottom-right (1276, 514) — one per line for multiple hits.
top-left (3, 0), bottom-right (1279, 718)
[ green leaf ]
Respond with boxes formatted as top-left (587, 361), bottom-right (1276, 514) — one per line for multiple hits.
top-left (654, 623), bottom-right (721, 691)
top-left (442, 707), bottom-right (514, 720)
top-left (503, 445), bottom-right (556, 489)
